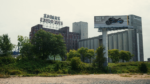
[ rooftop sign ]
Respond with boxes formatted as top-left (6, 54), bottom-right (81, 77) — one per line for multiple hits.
top-left (40, 14), bottom-right (63, 25)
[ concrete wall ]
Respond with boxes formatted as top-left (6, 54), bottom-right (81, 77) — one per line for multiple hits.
top-left (129, 15), bottom-right (144, 61)
top-left (72, 21), bottom-right (88, 40)
top-left (81, 22), bottom-right (88, 39)
top-left (79, 30), bottom-right (138, 62)
top-left (118, 33), bottom-right (123, 51)
top-left (72, 23), bottom-right (81, 34)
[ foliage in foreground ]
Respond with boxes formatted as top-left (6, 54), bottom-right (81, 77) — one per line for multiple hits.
top-left (138, 62), bottom-right (148, 73)
top-left (71, 57), bottom-right (81, 70)
top-left (92, 46), bottom-right (106, 69)
top-left (109, 62), bottom-right (150, 73)
top-left (0, 55), bottom-right (150, 78)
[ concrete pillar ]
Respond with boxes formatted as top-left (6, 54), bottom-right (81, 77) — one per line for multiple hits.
top-left (137, 33), bottom-right (140, 61)
top-left (102, 28), bottom-right (108, 66)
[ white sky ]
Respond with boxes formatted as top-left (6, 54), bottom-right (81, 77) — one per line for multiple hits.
top-left (0, 0), bottom-right (150, 61)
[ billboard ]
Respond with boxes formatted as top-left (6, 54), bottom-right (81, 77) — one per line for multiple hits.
top-left (94, 15), bottom-right (129, 28)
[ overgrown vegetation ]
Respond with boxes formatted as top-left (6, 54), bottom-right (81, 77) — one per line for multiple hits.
top-left (0, 57), bottom-right (150, 78)
top-left (0, 30), bottom-right (148, 78)
top-left (92, 46), bottom-right (106, 69)
top-left (108, 49), bottom-right (134, 63)
top-left (138, 62), bottom-right (148, 73)
top-left (108, 62), bottom-right (150, 73)
top-left (70, 57), bottom-right (81, 70)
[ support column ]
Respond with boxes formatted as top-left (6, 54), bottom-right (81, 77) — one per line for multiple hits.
top-left (137, 33), bottom-right (140, 61)
top-left (102, 28), bottom-right (108, 66)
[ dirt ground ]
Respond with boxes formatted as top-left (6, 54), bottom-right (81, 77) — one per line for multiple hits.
top-left (0, 74), bottom-right (150, 84)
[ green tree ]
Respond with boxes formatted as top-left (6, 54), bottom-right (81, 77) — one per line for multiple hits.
top-left (18, 35), bottom-right (34, 59)
top-left (31, 29), bottom-right (67, 60)
top-left (77, 47), bottom-right (88, 62)
top-left (20, 43), bottom-right (34, 59)
top-left (18, 35), bottom-right (29, 52)
top-left (31, 29), bottom-right (55, 60)
top-left (50, 34), bottom-right (67, 61)
top-left (71, 57), bottom-right (81, 70)
top-left (0, 34), bottom-right (14, 56)
top-left (126, 51), bottom-right (134, 61)
top-left (86, 49), bottom-right (95, 63)
top-left (92, 46), bottom-right (106, 69)
top-left (108, 49), bottom-right (120, 63)
top-left (119, 50), bottom-right (133, 62)
top-left (66, 49), bottom-right (80, 61)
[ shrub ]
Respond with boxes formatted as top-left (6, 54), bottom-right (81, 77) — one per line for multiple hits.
top-left (79, 62), bottom-right (90, 70)
top-left (0, 56), bottom-right (16, 65)
top-left (54, 62), bottom-right (62, 71)
top-left (71, 57), bottom-right (81, 70)
top-left (68, 69), bottom-right (76, 74)
top-left (122, 69), bottom-right (130, 73)
top-left (57, 69), bottom-right (63, 74)
top-left (102, 66), bottom-right (109, 73)
top-left (138, 62), bottom-right (148, 73)
top-left (60, 61), bottom-right (71, 66)
top-left (129, 68), bottom-right (138, 73)
top-left (34, 69), bottom-right (40, 74)
top-left (62, 69), bottom-right (68, 74)
top-left (9, 70), bottom-right (22, 75)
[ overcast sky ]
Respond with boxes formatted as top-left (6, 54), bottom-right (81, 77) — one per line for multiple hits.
top-left (0, 0), bottom-right (150, 61)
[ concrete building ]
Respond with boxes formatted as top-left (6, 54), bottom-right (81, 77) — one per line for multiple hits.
top-left (73, 21), bottom-right (88, 39)
top-left (148, 58), bottom-right (150, 62)
top-left (79, 15), bottom-right (144, 62)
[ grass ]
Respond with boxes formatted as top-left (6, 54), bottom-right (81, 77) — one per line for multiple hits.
top-left (108, 62), bottom-right (150, 73)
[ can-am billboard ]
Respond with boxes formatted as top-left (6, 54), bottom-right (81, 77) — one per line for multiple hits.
top-left (94, 15), bottom-right (129, 28)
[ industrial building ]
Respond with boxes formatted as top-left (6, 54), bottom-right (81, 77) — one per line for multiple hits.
top-left (72, 21), bottom-right (88, 39)
top-left (148, 58), bottom-right (150, 62)
top-left (78, 15), bottom-right (144, 62)
top-left (30, 15), bottom-right (144, 62)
